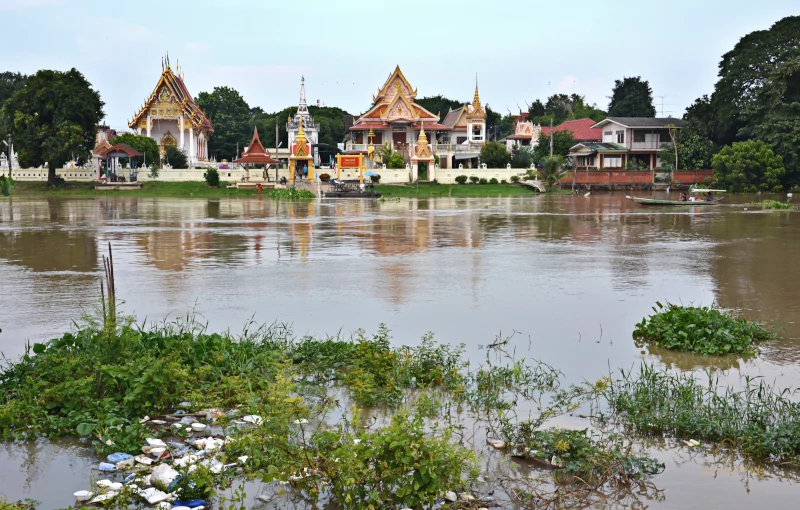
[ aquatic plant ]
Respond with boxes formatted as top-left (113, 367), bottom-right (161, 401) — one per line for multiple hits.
top-left (633, 302), bottom-right (773, 355)
top-left (759, 199), bottom-right (794, 210)
top-left (0, 176), bottom-right (13, 197)
top-left (603, 363), bottom-right (800, 462)
top-left (266, 187), bottom-right (315, 199)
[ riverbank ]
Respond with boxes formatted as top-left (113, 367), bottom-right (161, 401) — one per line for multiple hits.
top-left (374, 182), bottom-right (545, 197)
top-left (10, 181), bottom-right (319, 199)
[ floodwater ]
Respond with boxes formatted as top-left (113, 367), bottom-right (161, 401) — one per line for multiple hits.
top-left (0, 193), bottom-right (798, 508)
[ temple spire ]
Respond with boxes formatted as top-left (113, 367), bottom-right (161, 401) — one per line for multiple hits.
top-left (415, 125), bottom-right (430, 158)
top-left (472, 74), bottom-right (481, 110)
top-left (295, 117), bottom-right (308, 148)
top-left (296, 76), bottom-right (309, 119)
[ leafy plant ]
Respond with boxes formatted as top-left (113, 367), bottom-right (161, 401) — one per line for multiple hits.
top-left (164, 146), bottom-right (189, 169)
top-left (204, 168), bottom-right (220, 187)
top-left (489, 177), bottom-right (499, 184)
top-left (478, 177), bottom-right (488, 184)
top-left (0, 176), bottom-right (13, 197)
top-left (454, 175), bottom-right (468, 184)
top-left (760, 199), bottom-right (794, 210)
top-left (469, 176), bottom-right (479, 184)
top-left (536, 156), bottom-right (571, 192)
top-left (633, 302), bottom-right (773, 355)
top-left (148, 165), bottom-right (159, 179)
top-left (510, 175), bottom-right (520, 183)
top-left (603, 363), bottom-right (800, 461)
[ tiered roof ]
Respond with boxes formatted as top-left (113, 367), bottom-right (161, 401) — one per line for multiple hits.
top-left (351, 66), bottom-right (444, 130)
top-left (233, 127), bottom-right (279, 165)
top-left (128, 57), bottom-right (213, 134)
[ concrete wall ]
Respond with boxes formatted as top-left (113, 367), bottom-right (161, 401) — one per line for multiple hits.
top-left (0, 168), bottom-right (96, 181)
top-left (433, 167), bottom-right (526, 184)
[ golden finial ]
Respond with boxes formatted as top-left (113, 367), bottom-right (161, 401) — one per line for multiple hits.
top-left (295, 117), bottom-right (308, 147)
top-left (472, 74), bottom-right (481, 110)
top-left (367, 127), bottom-right (375, 140)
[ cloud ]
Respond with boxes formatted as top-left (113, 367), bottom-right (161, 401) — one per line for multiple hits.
top-left (74, 18), bottom-right (153, 64)
top-left (555, 75), bottom-right (580, 92)
top-left (185, 42), bottom-right (211, 52)
top-left (0, 0), bottom-right (62, 11)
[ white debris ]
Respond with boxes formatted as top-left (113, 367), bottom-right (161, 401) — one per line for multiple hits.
top-left (108, 482), bottom-right (123, 491)
top-left (140, 415), bottom-right (151, 424)
top-left (146, 438), bottom-right (167, 447)
top-left (242, 415), bottom-right (263, 426)
top-left (138, 487), bottom-right (171, 505)
top-left (73, 490), bottom-right (93, 502)
top-left (293, 418), bottom-right (309, 425)
top-left (150, 464), bottom-right (179, 492)
top-left (488, 439), bottom-right (506, 449)
top-left (116, 457), bottom-right (135, 469)
top-left (460, 493), bottom-right (476, 502)
top-left (90, 491), bottom-right (118, 504)
top-left (444, 491), bottom-right (457, 502)
top-left (96, 479), bottom-right (113, 488)
top-left (151, 419), bottom-right (167, 425)
top-left (237, 456), bottom-right (249, 464)
top-left (173, 454), bottom-right (200, 468)
top-left (135, 455), bottom-right (153, 466)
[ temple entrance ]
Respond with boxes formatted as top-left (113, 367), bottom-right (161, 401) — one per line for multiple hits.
top-left (392, 132), bottom-right (406, 147)
top-left (418, 162), bottom-right (428, 181)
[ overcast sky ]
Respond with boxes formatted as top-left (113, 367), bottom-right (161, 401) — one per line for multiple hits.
top-left (2, 0), bottom-right (797, 130)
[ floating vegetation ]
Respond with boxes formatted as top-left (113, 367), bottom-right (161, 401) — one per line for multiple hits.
top-left (634, 302), bottom-right (773, 355)
top-left (759, 199), bottom-right (794, 210)
top-left (266, 187), bottom-right (315, 199)
top-left (603, 363), bottom-right (800, 463)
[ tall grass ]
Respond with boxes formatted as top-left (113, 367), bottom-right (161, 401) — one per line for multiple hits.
top-left (603, 363), bottom-right (800, 461)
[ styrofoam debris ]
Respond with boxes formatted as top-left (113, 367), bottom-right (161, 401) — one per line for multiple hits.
top-left (242, 415), bottom-right (263, 425)
top-left (147, 438), bottom-right (167, 447)
top-left (96, 479), bottom-right (113, 488)
top-left (135, 455), bottom-right (154, 466)
top-left (138, 487), bottom-right (171, 505)
top-left (150, 464), bottom-right (180, 492)
top-left (140, 415), bottom-right (151, 424)
top-left (90, 491), bottom-right (118, 503)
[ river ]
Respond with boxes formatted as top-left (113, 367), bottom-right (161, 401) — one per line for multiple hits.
top-left (0, 193), bottom-right (798, 508)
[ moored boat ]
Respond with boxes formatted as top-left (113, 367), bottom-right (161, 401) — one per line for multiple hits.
top-left (627, 196), bottom-right (720, 206)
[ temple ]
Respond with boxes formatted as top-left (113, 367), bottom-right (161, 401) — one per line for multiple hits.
top-left (440, 77), bottom-right (486, 167)
top-left (347, 66), bottom-right (447, 162)
top-left (128, 55), bottom-right (213, 166)
top-left (347, 67), bottom-right (489, 171)
top-left (287, 77), bottom-right (319, 166)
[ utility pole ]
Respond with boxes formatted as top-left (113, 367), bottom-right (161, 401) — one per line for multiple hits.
top-left (5, 134), bottom-right (11, 178)
top-left (549, 117), bottom-right (554, 157)
top-left (275, 120), bottom-right (279, 183)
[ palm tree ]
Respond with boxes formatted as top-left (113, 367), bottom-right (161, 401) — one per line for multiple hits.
top-left (537, 156), bottom-right (571, 192)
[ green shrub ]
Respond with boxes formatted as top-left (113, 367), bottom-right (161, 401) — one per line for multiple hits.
top-left (204, 168), bottom-right (220, 187)
top-left (760, 199), bottom-right (793, 210)
top-left (469, 176), bottom-right (480, 184)
top-left (478, 178), bottom-right (488, 184)
top-left (633, 302), bottom-right (773, 355)
top-left (455, 175), bottom-right (468, 184)
top-left (510, 175), bottom-right (520, 183)
top-left (500, 179), bottom-right (507, 184)
top-left (489, 177), bottom-right (499, 184)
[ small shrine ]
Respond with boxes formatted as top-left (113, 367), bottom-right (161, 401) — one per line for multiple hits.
top-left (128, 55), bottom-right (213, 166)
top-left (411, 127), bottom-right (435, 181)
top-left (287, 77), bottom-right (319, 166)
top-left (289, 118), bottom-right (314, 183)
top-left (233, 127), bottom-right (280, 182)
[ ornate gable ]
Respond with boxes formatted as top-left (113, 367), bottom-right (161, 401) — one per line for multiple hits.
top-left (381, 87), bottom-right (419, 120)
top-left (129, 57), bottom-right (213, 134)
top-left (375, 65), bottom-right (417, 103)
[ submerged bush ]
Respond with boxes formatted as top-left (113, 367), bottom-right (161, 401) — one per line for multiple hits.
top-left (633, 302), bottom-right (773, 355)
top-left (604, 364), bottom-right (800, 462)
top-left (266, 187), bottom-right (314, 199)
top-left (760, 199), bottom-right (794, 210)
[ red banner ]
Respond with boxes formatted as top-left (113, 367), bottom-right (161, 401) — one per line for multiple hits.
top-left (339, 156), bottom-right (361, 168)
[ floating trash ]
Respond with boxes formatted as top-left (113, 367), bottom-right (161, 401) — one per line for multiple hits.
top-left (138, 487), bottom-right (171, 505)
top-left (135, 455), bottom-right (154, 466)
top-left (98, 462), bottom-right (117, 472)
top-left (150, 464), bottom-right (180, 492)
top-left (73, 490), bottom-right (93, 502)
top-left (146, 438), bottom-right (167, 448)
top-left (90, 491), bottom-right (118, 504)
top-left (108, 452), bottom-right (133, 463)
top-left (191, 422), bottom-right (207, 432)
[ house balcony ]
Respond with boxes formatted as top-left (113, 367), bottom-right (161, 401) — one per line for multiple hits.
top-left (630, 141), bottom-right (671, 150)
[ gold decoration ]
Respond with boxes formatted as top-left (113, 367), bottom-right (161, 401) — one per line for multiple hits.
top-left (415, 126), bottom-right (432, 159)
top-left (294, 117), bottom-right (309, 158)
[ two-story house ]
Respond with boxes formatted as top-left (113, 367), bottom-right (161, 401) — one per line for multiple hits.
top-left (568, 117), bottom-right (684, 170)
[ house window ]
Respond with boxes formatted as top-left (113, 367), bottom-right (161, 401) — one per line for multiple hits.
top-left (456, 136), bottom-right (467, 144)
top-left (604, 131), bottom-right (612, 136)
top-left (658, 130), bottom-right (673, 142)
top-left (616, 130), bottom-right (625, 144)
top-left (604, 155), bottom-right (622, 168)
top-left (577, 155), bottom-right (595, 166)
top-left (633, 131), bottom-right (646, 143)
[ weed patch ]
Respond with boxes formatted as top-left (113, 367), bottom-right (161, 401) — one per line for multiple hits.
top-left (634, 302), bottom-right (773, 355)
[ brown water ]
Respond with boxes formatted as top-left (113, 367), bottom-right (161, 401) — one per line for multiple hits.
top-left (0, 194), bottom-right (798, 508)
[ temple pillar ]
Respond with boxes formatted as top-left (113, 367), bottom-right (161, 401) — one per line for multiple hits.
top-left (188, 128), bottom-right (195, 164)
top-left (146, 116), bottom-right (151, 137)
top-left (179, 117), bottom-right (185, 150)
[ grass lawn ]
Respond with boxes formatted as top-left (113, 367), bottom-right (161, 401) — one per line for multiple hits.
top-left (13, 181), bottom-right (259, 198)
top-left (374, 182), bottom-right (541, 198)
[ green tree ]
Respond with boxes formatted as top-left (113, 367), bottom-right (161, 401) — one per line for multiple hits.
top-left (486, 106), bottom-right (515, 141)
top-left (479, 141), bottom-right (510, 168)
top-left (527, 94), bottom-right (606, 126)
top-left (110, 132), bottom-right (159, 168)
top-left (536, 156), bottom-right (571, 192)
top-left (196, 86), bottom-right (251, 162)
top-left (740, 56), bottom-right (800, 186)
top-left (658, 132), bottom-right (716, 170)
top-left (164, 146), bottom-right (188, 169)
top-left (415, 95), bottom-right (464, 123)
top-left (1, 69), bottom-right (103, 184)
top-left (510, 145), bottom-right (534, 169)
top-left (0, 72), bottom-right (26, 158)
top-left (376, 142), bottom-right (405, 169)
top-left (533, 130), bottom-right (576, 162)
top-left (712, 140), bottom-right (785, 192)
top-left (713, 16), bottom-right (800, 147)
top-left (608, 77), bottom-right (656, 117)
